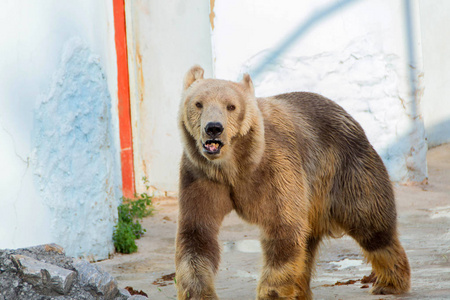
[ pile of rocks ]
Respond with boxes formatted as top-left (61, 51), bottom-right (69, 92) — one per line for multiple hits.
top-left (0, 244), bottom-right (147, 300)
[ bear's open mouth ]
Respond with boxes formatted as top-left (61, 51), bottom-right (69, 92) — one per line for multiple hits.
top-left (202, 140), bottom-right (223, 155)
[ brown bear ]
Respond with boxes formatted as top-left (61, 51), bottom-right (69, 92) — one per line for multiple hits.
top-left (175, 65), bottom-right (410, 300)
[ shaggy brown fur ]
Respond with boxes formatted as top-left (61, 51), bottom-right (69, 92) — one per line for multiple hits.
top-left (175, 65), bottom-right (410, 300)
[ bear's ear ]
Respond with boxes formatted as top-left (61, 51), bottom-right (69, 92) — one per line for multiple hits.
top-left (241, 73), bottom-right (255, 96)
top-left (183, 65), bottom-right (204, 91)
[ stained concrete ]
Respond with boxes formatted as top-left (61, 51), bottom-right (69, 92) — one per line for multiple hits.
top-left (96, 143), bottom-right (450, 299)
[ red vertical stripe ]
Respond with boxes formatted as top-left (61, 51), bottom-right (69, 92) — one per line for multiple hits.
top-left (113, 0), bottom-right (135, 199)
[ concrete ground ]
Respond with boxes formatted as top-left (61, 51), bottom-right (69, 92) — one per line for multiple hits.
top-left (96, 144), bottom-right (450, 300)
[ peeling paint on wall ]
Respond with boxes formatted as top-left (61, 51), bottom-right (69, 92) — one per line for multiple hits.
top-left (32, 38), bottom-right (118, 260)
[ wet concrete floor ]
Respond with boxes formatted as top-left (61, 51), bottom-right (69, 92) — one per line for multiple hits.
top-left (96, 144), bottom-right (450, 299)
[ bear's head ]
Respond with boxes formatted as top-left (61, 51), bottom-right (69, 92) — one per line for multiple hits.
top-left (179, 65), bottom-right (259, 163)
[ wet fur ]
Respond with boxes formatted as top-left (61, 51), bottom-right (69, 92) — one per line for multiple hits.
top-left (175, 66), bottom-right (410, 299)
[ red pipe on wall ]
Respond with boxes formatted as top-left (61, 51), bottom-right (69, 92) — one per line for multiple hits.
top-left (113, 0), bottom-right (135, 199)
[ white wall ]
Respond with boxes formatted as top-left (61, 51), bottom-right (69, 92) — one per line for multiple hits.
top-left (212, 0), bottom-right (428, 182)
top-left (419, 0), bottom-right (450, 148)
top-left (0, 1), bottom-right (121, 260)
top-left (126, 0), bottom-right (213, 193)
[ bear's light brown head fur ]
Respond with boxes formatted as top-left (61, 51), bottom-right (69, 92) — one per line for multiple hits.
top-left (179, 65), bottom-right (264, 172)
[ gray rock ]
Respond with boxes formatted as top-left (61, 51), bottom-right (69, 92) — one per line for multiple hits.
top-left (11, 254), bottom-right (76, 295)
top-left (73, 259), bottom-right (118, 300)
top-left (26, 243), bottom-right (65, 255)
top-left (1, 244), bottom-right (133, 299)
top-left (115, 288), bottom-right (132, 300)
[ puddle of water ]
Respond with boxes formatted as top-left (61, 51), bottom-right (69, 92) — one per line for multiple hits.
top-left (223, 239), bottom-right (262, 253)
top-left (359, 265), bottom-right (372, 271)
top-left (429, 206), bottom-right (450, 219)
top-left (329, 258), bottom-right (363, 270)
top-left (234, 270), bottom-right (259, 280)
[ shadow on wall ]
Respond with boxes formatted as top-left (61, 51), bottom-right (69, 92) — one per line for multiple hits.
top-left (425, 119), bottom-right (450, 149)
top-left (249, 0), bottom-right (361, 80)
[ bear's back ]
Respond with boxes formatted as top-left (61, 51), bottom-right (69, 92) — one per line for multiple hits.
top-left (264, 92), bottom-right (371, 157)
top-left (257, 92), bottom-right (388, 189)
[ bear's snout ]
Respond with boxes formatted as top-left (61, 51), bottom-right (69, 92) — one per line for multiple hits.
top-left (205, 122), bottom-right (224, 138)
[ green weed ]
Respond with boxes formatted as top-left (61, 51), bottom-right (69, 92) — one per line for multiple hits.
top-left (113, 177), bottom-right (155, 254)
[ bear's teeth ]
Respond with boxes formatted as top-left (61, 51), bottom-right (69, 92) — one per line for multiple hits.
top-left (206, 143), bottom-right (219, 151)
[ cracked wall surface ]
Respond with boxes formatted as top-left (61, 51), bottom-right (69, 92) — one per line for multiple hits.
top-left (0, 120), bottom-right (52, 249)
top-left (212, 0), bottom-right (428, 182)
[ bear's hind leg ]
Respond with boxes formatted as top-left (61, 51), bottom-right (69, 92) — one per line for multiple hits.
top-left (333, 161), bottom-right (411, 295)
top-left (360, 233), bottom-right (411, 295)
top-left (335, 196), bottom-right (410, 294)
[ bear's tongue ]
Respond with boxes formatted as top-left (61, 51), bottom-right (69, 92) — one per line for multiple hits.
top-left (205, 142), bottom-right (219, 152)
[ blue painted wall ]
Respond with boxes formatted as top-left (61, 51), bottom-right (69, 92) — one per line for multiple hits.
top-left (33, 39), bottom-right (121, 259)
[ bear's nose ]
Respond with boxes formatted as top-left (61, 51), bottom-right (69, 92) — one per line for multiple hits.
top-left (205, 122), bottom-right (223, 138)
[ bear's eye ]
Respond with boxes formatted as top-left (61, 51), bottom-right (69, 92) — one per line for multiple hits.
top-left (227, 104), bottom-right (236, 111)
top-left (195, 102), bottom-right (203, 109)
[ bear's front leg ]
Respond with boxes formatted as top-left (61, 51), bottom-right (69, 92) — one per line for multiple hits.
top-left (175, 170), bottom-right (233, 300)
top-left (257, 231), bottom-right (311, 300)
top-left (176, 222), bottom-right (221, 300)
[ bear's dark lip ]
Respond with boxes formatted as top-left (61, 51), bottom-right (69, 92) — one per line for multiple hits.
top-left (202, 139), bottom-right (224, 155)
